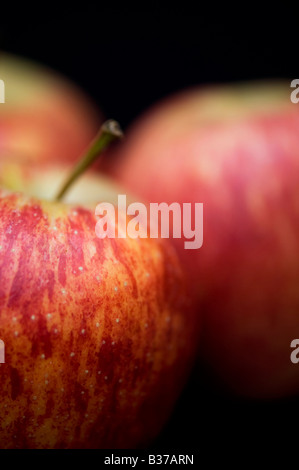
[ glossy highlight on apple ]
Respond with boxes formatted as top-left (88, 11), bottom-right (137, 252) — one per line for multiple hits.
top-left (95, 195), bottom-right (203, 249)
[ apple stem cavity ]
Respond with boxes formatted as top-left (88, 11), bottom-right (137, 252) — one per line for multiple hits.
top-left (55, 119), bottom-right (123, 201)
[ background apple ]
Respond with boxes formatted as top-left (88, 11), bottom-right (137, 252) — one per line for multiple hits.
top-left (0, 157), bottom-right (199, 449)
top-left (0, 52), bottom-right (101, 164)
top-left (106, 81), bottom-right (299, 399)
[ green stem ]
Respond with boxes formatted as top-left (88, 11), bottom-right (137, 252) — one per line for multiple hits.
top-left (55, 119), bottom-right (123, 202)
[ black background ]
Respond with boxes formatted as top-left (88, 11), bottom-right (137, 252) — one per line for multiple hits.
top-left (1, 6), bottom-right (297, 454)
top-left (1, 7), bottom-right (296, 129)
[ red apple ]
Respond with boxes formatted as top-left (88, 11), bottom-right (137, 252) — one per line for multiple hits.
top-left (0, 151), bottom-right (199, 448)
top-left (0, 52), bottom-right (101, 164)
top-left (107, 81), bottom-right (299, 399)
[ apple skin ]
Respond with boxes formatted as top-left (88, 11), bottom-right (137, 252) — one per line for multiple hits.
top-left (0, 163), bottom-right (199, 449)
top-left (106, 81), bottom-right (299, 399)
top-left (0, 52), bottom-right (101, 164)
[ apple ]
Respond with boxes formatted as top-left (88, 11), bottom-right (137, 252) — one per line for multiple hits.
top-left (0, 51), bottom-right (101, 164)
top-left (106, 81), bottom-right (299, 399)
top-left (0, 122), bottom-right (199, 449)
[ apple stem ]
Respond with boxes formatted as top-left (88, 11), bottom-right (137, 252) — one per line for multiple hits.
top-left (55, 119), bottom-right (123, 201)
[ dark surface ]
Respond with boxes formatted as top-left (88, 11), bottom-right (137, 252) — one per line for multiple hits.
top-left (152, 361), bottom-right (298, 451)
top-left (1, 7), bottom-right (297, 454)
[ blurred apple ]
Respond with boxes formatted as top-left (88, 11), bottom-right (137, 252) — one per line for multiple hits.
top-left (0, 151), bottom-right (198, 448)
top-left (0, 52), bottom-right (101, 164)
top-left (107, 81), bottom-right (299, 399)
